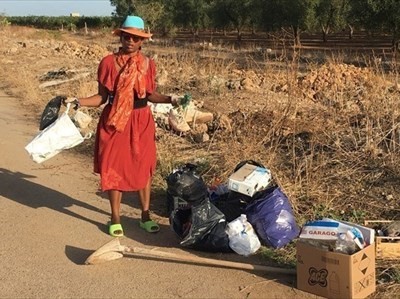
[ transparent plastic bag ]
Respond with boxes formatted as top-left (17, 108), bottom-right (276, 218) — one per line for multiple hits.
top-left (226, 214), bottom-right (261, 256)
top-left (335, 232), bottom-right (357, 254)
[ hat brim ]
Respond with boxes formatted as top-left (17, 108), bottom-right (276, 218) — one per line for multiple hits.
top-left (113, 28), bottom-right (152, 39)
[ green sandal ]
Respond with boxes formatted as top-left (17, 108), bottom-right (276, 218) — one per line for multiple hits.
top-left (139, 220), bottom-right (160, 233)
top-left (109, 223), bottom-right (124, 237)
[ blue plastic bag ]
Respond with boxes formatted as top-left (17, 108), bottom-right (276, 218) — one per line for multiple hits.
top-left (245, 186), bottom-right (299, 248)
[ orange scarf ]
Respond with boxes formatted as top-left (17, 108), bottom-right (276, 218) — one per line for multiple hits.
top-left (106, 51), bottom-right (148, 132)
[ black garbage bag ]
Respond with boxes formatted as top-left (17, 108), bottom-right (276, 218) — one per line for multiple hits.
top-left (166, 163), bottom-right (208, 214)
top-left (39, 96), bottom-right (66, 130)
top-left (170, 199), bottom-right (232, 253)
top-left (211, 191), bottom-right (248, 222)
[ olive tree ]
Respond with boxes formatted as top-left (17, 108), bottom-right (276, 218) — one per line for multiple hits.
top-left (109, 0), bottom-right (135, 18)
top-left (315, 0), bottom-right (351, 42)
top-left (164, 0), bottom-right (211, 36)
top-left (350, 0), bottom-right (400, 51)
top-left (209, 0), bottom-right (254, 41)
top-left (109, 0), bottom-right (167, 34)
top-left (260, 0), bottom-right (319, 46)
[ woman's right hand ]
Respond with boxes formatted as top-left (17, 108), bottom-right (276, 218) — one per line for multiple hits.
top-left (62, 97), bottom-right (81, 109)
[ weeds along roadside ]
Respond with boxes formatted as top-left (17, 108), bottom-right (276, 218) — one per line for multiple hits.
top-left (1, 26), bottom-right (399, 296)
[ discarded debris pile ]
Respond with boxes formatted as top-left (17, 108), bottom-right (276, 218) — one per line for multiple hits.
top-left (38, 68), bottom-right (92, 89)
top-left (151, 99), bottom-right (216, 143)
top-left (55, 41), bottom-right (109, 61)
top-left (166, 161), bottom-right (299, 256)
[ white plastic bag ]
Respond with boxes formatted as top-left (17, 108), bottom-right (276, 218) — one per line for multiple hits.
top-left (226, 214), bottom-right (261, 256)
top-left (25, 103), bottom-right (90, 163)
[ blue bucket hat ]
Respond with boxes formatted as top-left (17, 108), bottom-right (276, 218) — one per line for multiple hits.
top-left (113, 16), bottom-right (152, 38)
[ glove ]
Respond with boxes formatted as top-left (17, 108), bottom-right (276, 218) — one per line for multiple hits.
top-left (171, 93), bottom-right (191, 109)
top-left (62, 97), bottom-right (81, 110)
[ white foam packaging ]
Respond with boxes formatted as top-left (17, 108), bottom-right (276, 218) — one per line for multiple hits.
top-left (227, 163), bottom-right (272, 197)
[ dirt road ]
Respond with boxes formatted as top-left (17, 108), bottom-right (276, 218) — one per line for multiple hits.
top-left (0, 90), bottom-right (315, 298)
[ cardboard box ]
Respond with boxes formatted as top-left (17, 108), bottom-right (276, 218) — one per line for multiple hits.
top-left (227, 163), bottom-right (271, 197)
top-left (375, 237), bottom-right (400, 259)
top-left (296, 242), bottom-right (376, 299)
top-left (365, 220), bottom-right (400, 259)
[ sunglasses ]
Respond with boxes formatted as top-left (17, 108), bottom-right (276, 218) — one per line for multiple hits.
top-left (121, 33), bottom-right (143, 42)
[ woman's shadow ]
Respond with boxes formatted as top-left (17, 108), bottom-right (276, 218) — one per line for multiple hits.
top-left (0, 167), bottom-right (107, 230)
top-left (0, 166), bottom-right (175, 245)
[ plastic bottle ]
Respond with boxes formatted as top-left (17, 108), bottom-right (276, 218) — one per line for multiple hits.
top-left (346, 229), bottom-right (364, 250)
top-left (335, 232), bottom-right (357, 254)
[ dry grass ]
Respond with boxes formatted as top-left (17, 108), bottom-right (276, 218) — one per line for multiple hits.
top-left (1, 26), bottom-right (399, 297)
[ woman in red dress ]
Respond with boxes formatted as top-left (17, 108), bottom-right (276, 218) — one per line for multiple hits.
top-left (65, 16), bottom-right (181, 237)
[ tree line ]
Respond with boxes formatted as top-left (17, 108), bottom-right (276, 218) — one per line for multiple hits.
top-left (4, 0), bottom-right (400, 48)
top-left (111, 0), bottom-right (400, 47)
top-left (4, 16), bottom-right (116, 31)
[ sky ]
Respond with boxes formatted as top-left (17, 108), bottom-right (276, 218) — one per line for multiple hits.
top-left (0, 0), bottom-right (115, 17)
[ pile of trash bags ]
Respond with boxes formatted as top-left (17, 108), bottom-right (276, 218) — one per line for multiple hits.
top-left (166, 161), bottom-right (300, 256)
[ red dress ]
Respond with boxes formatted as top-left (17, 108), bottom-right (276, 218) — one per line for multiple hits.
top-left (94, 53), bottom-right (157, 191)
